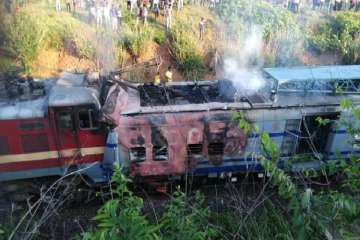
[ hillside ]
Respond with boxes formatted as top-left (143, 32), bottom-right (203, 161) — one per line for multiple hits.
top-left (1, 0), bottom-right (359, 81)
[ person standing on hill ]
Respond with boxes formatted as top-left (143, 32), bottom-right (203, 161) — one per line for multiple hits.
top-left (136, 5), bottom-right (142, 25)
top-left (96, 1), bottom-right (104, 27)
top-left (104, 1), bottom-right (111, 27)
top-left (210, 48), bottom-right (220, 76)
top-left (165, 5), bottom-right (172, 29)
top-left (165, 66), bottom-right (173, 83)
top-left (143, 5), bottom-right (148, 25)
top-left (56, 0), bottom-right (61, 11)
top-left (199, 17), bottom-right (206, 40)
top-left (154, 72), bottom-right (161, 85)
top-left (325, 0), bottom-right (332, 13)
top-left (153, 2), bottom-right (160, 19)
top-left (177, 0), bottom-right (183, 10)
top-left (292, 0), bottom-right (300, 12)
top-left (334, 0), bottom-right (342, 10)
top-left (72, 0), bottom-right (78, 13)
top-left (66, 0), bottom-right (71, 11)
top-left (110, 5), bottom-right (118, 31)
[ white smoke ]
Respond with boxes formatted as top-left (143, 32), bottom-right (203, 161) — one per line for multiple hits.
top-left (94, 32), bottom-right (116, 74)
top-left (223, 27), bottom-right (266, 94)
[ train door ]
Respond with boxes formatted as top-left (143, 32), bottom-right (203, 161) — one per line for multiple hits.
top-left (75, 105), bottom-right (105, 162)
top-left (53, 107), bottom-right (80, 165)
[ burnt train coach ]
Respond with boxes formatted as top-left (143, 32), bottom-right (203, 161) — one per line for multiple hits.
top-left (104, 65), bottom-right (360, 181)
top-left (1, 65), bottom-right (360, 186)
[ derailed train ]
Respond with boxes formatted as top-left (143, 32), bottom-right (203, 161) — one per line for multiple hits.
top-left (1, 65), bottom-right (360, 187)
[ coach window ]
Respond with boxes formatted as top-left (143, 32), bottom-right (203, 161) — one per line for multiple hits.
top-left (78, 108), bottom-right (99, 130)
top-left (56, 111), bottom-right (73, 129)
top-left (129, 147), bottom-right (146, 162)
top-left (353, 134), bottom-right (360, 149)
top-left (153, 146), bottom-right (168, 161)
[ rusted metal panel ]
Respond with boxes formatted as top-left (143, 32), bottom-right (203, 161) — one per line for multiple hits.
top-left (113, 111), bottom-right (247, 178)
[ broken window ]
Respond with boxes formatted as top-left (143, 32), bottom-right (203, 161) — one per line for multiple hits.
top-left (56, 111), bottom-right (73, 129)
top-left (296, 113), bottom-right (339, 154)
top-left (129, 147), bottom-right (146, 162)
top-left (153, 146), bottom-right (168, 161)
top-left (353, 134), bottom-right (360, 149)
top-left (281, 119), bottom-right (301, 156)
top-left (208, 142), bottom-right (224, 155)
top-left (187, 144), bottom-right (203, 156)
top-left (78, 108), bottom-right (99, 130)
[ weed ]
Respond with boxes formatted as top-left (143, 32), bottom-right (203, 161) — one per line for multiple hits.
top-left (7, 11), bottom-right (46, 73)
top-left (170, 24), bottom-right (206, 80)
top-left (153, 29), bottom-right (167, 45)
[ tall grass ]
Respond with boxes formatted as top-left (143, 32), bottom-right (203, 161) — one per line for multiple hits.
top-left (7, 12), bottom-right (46, 73)
top-left (170, 23), bottom-right (206, 80)
top-left (307, 12), bottom-right (360, 64)
top-left (3, 4), bottom-right (97, 73)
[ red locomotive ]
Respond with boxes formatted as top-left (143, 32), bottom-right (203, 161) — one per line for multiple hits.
top-left (0, 72), bottom-right (107, 183)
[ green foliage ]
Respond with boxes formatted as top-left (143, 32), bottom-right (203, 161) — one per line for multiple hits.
top-left (3, 6), bottom-right (98, 73)
top-left (307, 12), bottom-right (360, 64)
top-left (37, 12), bottom-right (95, 59)
top-left (231, 111), bottom-right (255, 135)
top-left (260, 132), bottom-right (279, 162)
top-left (315, 116), bottom-right (331, 127)
top-left (216, 201), bottom-right (294, 240)
top-left (216, 0), bottom-right (298, 40)
top-left (124, 27), bottom-right (153, 58)
top-left (81, 164), bottom-right (160, 240)
top-left (160, 189), bottom-right (217, 240)
top-left (169, 24), bottom-right (206, 80)
top-left (0, 56), bottom-right (16, 72)
top-left (82, 166), bottom-right (218, 240)
top-left (7, 11), bottom-right (45, 73)
top-left (153, 29), bottom-right (167, 45)
top-left (0, 224), bottom-right (12, 240)
top-left (306, 22), bottom-right (338, 54)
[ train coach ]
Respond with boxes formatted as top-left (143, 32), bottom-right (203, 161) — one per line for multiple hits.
top-left (1, 65), bottom-right (360, 188)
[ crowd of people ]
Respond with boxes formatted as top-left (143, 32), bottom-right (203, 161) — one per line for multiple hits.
top-left (49, 0), bottom-right (360, 82)
top-left (52, 0), bottom-right (221, 32)
top-left (270, 0), bottom-right (360, 13)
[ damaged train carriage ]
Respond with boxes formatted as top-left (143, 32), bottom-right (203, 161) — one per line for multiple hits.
top-left (1, 65), bottom-right (360, 186)
top-left (102, 65), bottom-right (360, 183)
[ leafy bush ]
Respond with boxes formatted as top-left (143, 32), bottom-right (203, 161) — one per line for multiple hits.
top-left (215, 0), bottom-right (302, 67)
top-left (170, 24), bottom-right (206, 80)
top-left (306, 23), bottom-right (338, 54)
top-left (216, 0), bottom-right (298, 42)
top-left (81, 165), bottom-right (217, 240)
top-left (39, 13), bottom-right (95, 59)
top-left (7, 12), bottom-right (45, 73)
top-left (307, 12), bottom-right (360, 64)
top-left (80, 165), bottom-right (159, 240)
top-left (124, 27), bottom-right (153, 58)
top-left (160, 190), bottom-right (217, 240)
top-left (216, 201), bottom-right (294, 240)
top-left (153, 29), bottom-right (167, 45)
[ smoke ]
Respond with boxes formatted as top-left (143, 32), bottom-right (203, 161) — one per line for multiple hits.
top-left (94, 32), bottom-right (117, 74)
top-left (222, 27), bottom-right (266, 94)
top-left (72, 4), bottom-right (119, 75)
